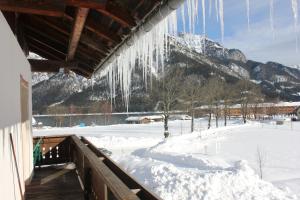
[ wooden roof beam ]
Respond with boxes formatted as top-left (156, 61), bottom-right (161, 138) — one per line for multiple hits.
top-left (29, 59), bottom-right (77, 72)
top-left (0, 0), bottom-right (65, 17)
top-left (64, 14), bottom-right (120, 45)
top-left (28, 44), bottom-right (63, 61)
top-left (65, 0), bottom-right (106, 9)
top-left (32, 16), bottom-right (109, 55)
top-left (64, 0), bottom-right (135, 27)
top-left (29, 59), bottom-right (94, 76)
top-left (96, 3), bottom-right (136, 28)
top-left (66, 7), bottom-right (89, 61)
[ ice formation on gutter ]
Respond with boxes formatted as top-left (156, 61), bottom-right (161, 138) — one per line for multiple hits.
top-left (246, 0), bottom-right (250, 30)
top-left (99, 0), bottom-right (298, 110)
top-left (269, 0), bottom-right (275, 38)
top-left (291, 0), bottom-right (299, 51)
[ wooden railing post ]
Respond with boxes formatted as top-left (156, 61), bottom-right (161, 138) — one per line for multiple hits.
top-left (84, 168), bottom-right (92, 200)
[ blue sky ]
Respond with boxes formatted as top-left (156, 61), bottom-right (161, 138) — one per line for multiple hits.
top-left (176, 0), bottom-right (300, 66)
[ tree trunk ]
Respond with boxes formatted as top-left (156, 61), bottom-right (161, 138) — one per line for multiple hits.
top-left (208, 111), bottom-right (211, 129)
top-left (164, 114), bottom-right (169, 138)
top-left (224, 104), bottom-right (227, 127)
top-left (215, 105), bottom-right (219, 128)
top-left (191, 108), bottom-right (194, 133)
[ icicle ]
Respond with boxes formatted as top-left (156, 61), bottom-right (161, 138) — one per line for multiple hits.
top-left (181, 3), bottom-right (186, 33)
top-left (202, 0), bottom-right (206, 54)
top-left (219, 0), bottom-right (224, 43)
top-left (215, 0), bottom-right (219, 22)
top-left (202, 0), bottom-right (206, 35)
top-left (246, 0), bottom-right (250, 30)
top-left (209, 0), bottom-right (212, 17)
top-left (291, 0), bottom-right (299, 51)
top-left (269, 0), bottom-right (275, 38)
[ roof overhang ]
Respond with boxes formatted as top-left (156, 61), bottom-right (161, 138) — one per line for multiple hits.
top-left (0, 0), bottom-right (184, 78)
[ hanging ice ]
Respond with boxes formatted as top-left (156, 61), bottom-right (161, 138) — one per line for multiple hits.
top-left (181, 3), bottom-right (186, 33)
top-left (291, 0), bottom-right (299, 51)
top-left (219, 0), bottom-right (224, 43)
top-left (246, 0), bottom-right (250, 30)
top-left (215, 0), bottom-right (219, 22)
top-left (202, 0), bottom-right (206, 53)
top-left (202, 0), bottom-right (206, 35)
top-left (269, 0), bottom-right (275, 38)
top-left (209, 0), bottom-right (212, 17)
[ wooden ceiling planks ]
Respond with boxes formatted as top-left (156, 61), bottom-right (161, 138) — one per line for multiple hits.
top-left (0, 0), bottom-right (162, 77)
top-left (66, 7), bottom-right (89, 61)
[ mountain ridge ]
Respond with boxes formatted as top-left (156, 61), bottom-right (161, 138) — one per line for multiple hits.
top-left (32, 33), bottom-right (300, 113)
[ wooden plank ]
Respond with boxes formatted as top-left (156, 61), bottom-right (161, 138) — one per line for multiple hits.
top-left (25, 166), bottom-right (84, 200)
top-left (71, 136), bottom-right (141, 200)
top-left (81, 137), bottom-right (161, 200)
top-left (28, 43), bottom-right (63, 61)
top-left (66, 7), bottom-right (89, 61)
top-left (97, 3), bottom-right (136, 27)
top-left (64, 14), bottom-right (120, 45)
top-left (29, 59), bottom-right (77, 72)
top-left (64, 0), bottom-right (135, 27)
top-left (0, 0), bottom-right (65, 17)
top-left (65, 0), bottom-right (106, 9)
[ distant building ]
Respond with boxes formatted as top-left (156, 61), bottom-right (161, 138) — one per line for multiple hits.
top-left (196, 102), bottom-right (300, 118)
top-left (294, 106), bottom-right (300, 118)
top-left (126, 115), bottom-right (164, 124)
top-left (169, 114), bottom-right (192, 120)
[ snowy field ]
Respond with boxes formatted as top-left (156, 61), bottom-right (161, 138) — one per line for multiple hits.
top-left (34, 118), bottom-right (300, 200)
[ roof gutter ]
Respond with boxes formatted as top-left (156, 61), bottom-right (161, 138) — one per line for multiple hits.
top-left (94, 0), bottom-right (185, 75)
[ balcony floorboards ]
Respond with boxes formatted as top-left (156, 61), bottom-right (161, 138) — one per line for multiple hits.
top-left (25, 165), bottom-right (84, 200)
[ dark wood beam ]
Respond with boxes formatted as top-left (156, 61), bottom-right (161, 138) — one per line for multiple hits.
top-left (24, 23), bottom-right (103, 63)
top-left (64, 0), bottom-right (135, 27)
top-left (64, 14), bottom-right (120, 45)
top-left (32, 16), bottom-right (109, 55)
top-left (96, 3), bottom-right (136, 28)
top-left (0, 0), bottom-right (65, 17)
top-left (84, 17), bottom-right (121, 44)
top-left (29, 59), bottom-right (94, 77)
top-left (27, 35), bottom-right (66, 57)
top-left (66, 7), bottom-right (89, 61)
top-left (65, 0), bottom-right (106, 9)
top-left (28, 44), bottom-right (63, 60)
top-left (29, 59), bottom-right (78, 72)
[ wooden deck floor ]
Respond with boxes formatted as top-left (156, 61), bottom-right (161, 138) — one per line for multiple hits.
top-left (25, 165), bottom-right (84, 200)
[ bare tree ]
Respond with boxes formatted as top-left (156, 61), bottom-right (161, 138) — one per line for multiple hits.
top-left (182, 75), bottom-right (203, 132)
top-left (202, 77), bottom-right (223, 129)
top-left (47, 105), bottom-right (68, 127)
top-left (256, 146), bottom-right (267, 179)
top-left (220, 83), bottom-right (236, 126)
top-left (250, 87), bottom-right (264, 120)
top-left (152, 69), bottom-right (183, 138)
top-left (235, 79), bottom-right (255, 123)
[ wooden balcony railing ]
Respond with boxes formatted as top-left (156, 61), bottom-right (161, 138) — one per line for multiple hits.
top-left (32, 135), bottom-right (160, 200)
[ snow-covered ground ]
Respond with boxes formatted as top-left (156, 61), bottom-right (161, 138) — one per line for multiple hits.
top-left (34, 118), bottom-right (300, 200)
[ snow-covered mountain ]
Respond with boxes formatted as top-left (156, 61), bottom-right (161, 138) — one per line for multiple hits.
top-left (32, 33), bottom-right (300, 113)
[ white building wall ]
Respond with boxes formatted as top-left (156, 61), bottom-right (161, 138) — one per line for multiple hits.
top-left (0, 12), bottom-right (33, 200)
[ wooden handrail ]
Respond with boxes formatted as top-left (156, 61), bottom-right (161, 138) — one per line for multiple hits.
top-left (70, 135), bottom-right (141, 200)
top-left (33, 135), bottom-right (160, 200)
top-left (81, 137), bottom-right (161, 200)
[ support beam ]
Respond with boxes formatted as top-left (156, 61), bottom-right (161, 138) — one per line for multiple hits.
top-left (65, 0), bottom-right (106, 9)
top-left (0, 0), bottom-right (65, 17)
top-left (31, 16), bottom-right (109, 55)
top-left (29, 59), bottom-right (78, 72)
top-left (66, 7), bottom-right (89, 61)
top-left (96, 3), bottom-right (136, 27)
top-left (64, 0), bottom-right (135, 27)
top-left (84, 17), bottom-right (121, 44)
top-left (64, 14), bottom-right (120, 45)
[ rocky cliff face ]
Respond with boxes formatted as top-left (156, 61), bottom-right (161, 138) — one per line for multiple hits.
top-left (32, 33), bottom-right (300, 113)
